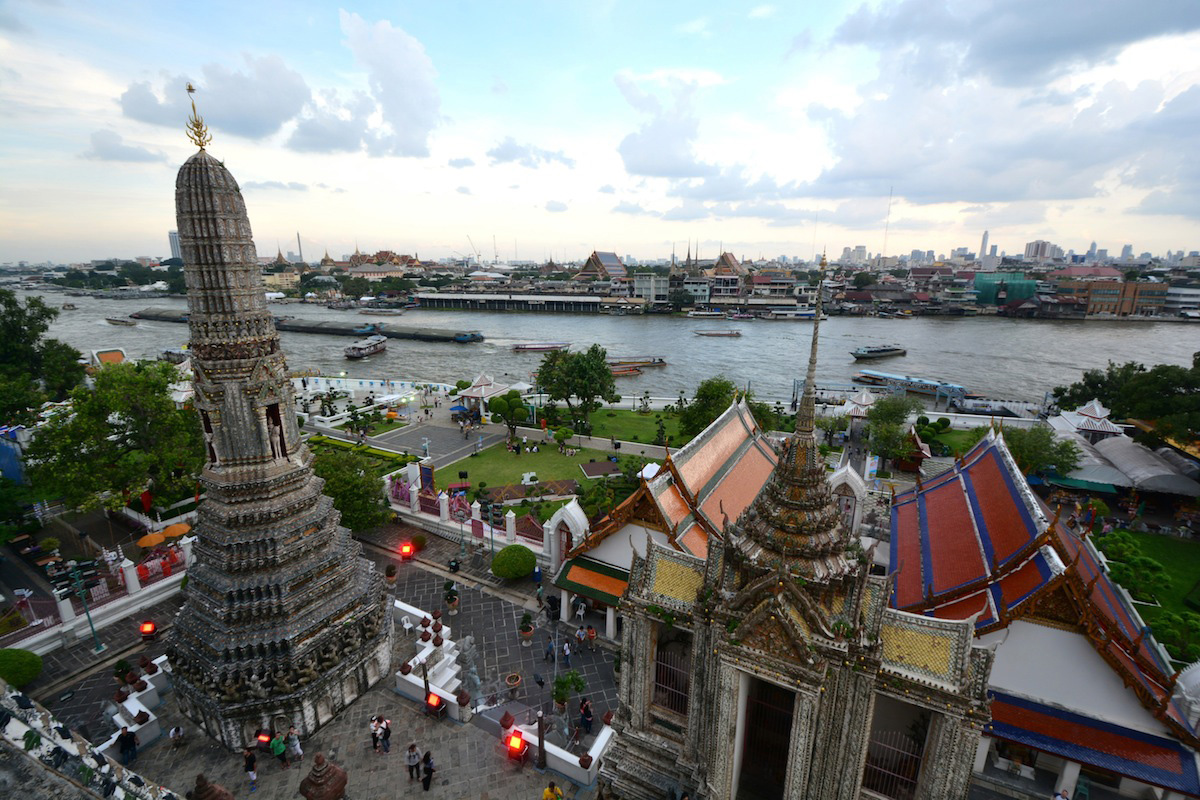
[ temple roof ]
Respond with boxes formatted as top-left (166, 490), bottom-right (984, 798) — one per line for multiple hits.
top-left (890, 429), bottom-right (1197, 746)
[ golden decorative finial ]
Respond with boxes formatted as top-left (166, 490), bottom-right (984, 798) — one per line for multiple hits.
top-left (185, 83), bottom-right (212, 150)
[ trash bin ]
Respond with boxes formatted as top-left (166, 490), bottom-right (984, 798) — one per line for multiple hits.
top-left (546, 595), bottom-right (561, 617)
top-left (533, 566), bottom-right (542, 586)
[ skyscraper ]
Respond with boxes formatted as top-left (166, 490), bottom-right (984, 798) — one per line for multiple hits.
top-left (979, 230), bottom-right (989, 262)
top-left (166, 106), bottom-right (391, 749)
top-left (168, 230), bottom-right (181, 260)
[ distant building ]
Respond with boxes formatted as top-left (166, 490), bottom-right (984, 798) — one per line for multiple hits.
top-left (574, 250), bottom-right (627, 281)
top-left (168, 230), bottom-right (181, 260)
top-left (1055, 280), bottom-right (1167, 316)
top-left (632, 273), bottom-right (669, 305)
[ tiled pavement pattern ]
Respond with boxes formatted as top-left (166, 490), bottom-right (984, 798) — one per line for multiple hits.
top-left (32, 524), bottom-right (616, 799)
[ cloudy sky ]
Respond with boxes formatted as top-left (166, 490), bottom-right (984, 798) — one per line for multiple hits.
top-left (2, 0), bottom-right (1198, 264)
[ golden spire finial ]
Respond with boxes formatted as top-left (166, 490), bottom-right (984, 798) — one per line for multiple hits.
top-left (185, 83), bottom-right (212, 150)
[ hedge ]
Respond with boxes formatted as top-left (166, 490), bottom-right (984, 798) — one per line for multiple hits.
top-left (491, 544), bottom-right (537, 580)
top-left (0, 648), bottom-right (44, 689)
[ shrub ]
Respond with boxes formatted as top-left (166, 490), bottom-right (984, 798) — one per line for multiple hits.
top-left (0, 649), bottom-right (43, 688)
top-left (552, 669), bottom-right (585, 704)
top-left (39, 537), bottom-right (60, 552)
top-left (412, 534), bottom-right (427, 551)
top-left (491, 544), bottom-right (537, 580)
top-left (385, 563), bottom-right (397, 578)
top-left (916, 416), bottom-right (930, 428)
top-left (936, 417), bottom-right (951, 430)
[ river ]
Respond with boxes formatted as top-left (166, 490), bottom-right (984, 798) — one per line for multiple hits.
top-left (19, 289), bottom-right (1197, 404)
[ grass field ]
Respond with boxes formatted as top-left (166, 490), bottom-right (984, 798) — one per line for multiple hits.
top-left (333, 417), bottom-right (408, 435)
top-left (1119, 529), bottom-right (1200, 619)
top-left (572, 408), bottom-right (686, 446)
top-left (929, 428), bottom-right (983, 456)
top-left (307, 435), bottom-right (417, 478)
top-left (438, 442), bottom-right (623, 491)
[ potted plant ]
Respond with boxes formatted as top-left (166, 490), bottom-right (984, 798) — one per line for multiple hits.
top-left (444, 581), bottom-right (460, 615)
top-left (518, 612), bottom-right (534, 646)
top-left (552, 670), bottom-right (584, 713)
top-left (385, 563), bottom-right (397, 586)
top-left (505, 672), bottom-right (521, 699)
top-left (113, 660), bottom-right (132, 684)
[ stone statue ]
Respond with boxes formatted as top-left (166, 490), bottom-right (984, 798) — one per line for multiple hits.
top-left (246, 671), bottom-right (268, 700)
top-left (298, 753), bottom-right (348, 800)
top-left (455, 635), bottom-right (482, 696)
top-left (272, 668), bottom-right (294, 695)
top-left (221, 674), bottom-right (241, 703)
top-left (297, 656), bottom-right (320, 686)
top-left (267, 417), bottom-right (282, 458)
top-left (188, 774), bottom-right (234, 800)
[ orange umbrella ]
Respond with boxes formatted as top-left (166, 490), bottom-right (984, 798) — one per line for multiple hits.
top-left (137, 532), bottom-right (166, 548)
top-left (162, 523), bottom-right (191, 538)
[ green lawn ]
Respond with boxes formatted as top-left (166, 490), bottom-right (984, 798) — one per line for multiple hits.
top-left (438, 442), bottom-right (620, 491)
top-left (1120, 530), bottom-right (1200, 619)
top-left (929, 428), bottom-right (983, 456)
top-left (334, 416), bottom-right (408, 435)
top-left (578, 408), bottom-right (685, 446)
top-left (307, 435), bottom-right (417, 478)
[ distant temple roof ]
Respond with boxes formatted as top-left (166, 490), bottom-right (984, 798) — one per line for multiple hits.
top-left (574, 250), bottom-right (626, 280)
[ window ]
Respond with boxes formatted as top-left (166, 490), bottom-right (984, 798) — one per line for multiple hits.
top-left (652, 626), bottom-right (692, 716)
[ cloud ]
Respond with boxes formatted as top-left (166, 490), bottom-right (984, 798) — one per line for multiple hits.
top-left (242, 181), bottom-right (308, 191)
top-left (0, 9), bottom-right (29, 32)
top-left (491, 78), bottom-right (508, 95)
top-left (338, 11), bottom-right (441, 157)
top-left (120, 54), bottom-right (310, 139)
top-left (287, 90), bottom-right (372, 154)
top-left (545, 200), bottom-right (568, 213)
top-left (598, 184), bottom-right (615, 194)
top-left (749, 5), bottom-right (775, 18)
top-left (678, 17), bottom-right (710, 37)
top-left (834, 0), bottom-right (1200, 88)
top-left (613, 201), bottom-right (658, 216)
top-left (82, 130), bottom-right (166, 163)
top-left (456, 186), bottom-right (471, 195)
top-left (614, 72), bottom-right (719, 179)
top-left (487, 136), bottom-right (574, 168)
top-left (448, 157), bottom-right (475, 168)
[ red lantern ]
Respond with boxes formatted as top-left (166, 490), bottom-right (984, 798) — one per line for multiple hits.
top-left (139, 620), bottom-right (158, 641)
top-left (400, 543), bottom-right (414, 560)
top-left (506, 731), bottom-right (528, 762)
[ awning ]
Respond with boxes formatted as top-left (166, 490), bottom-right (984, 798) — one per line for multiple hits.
top-left (555, 556), bottom-right (629, 606)
top-left (988, 692), bottom-right (1200, 796)
top-left (1047, 476), bottom-right (1119, 494)
top-left (449, 405), bottom-right (468, 413)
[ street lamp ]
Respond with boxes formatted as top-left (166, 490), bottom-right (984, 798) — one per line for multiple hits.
top-left (49, 560), bottom-right (105, 654)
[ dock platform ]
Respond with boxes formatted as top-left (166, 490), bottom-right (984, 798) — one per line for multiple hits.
top-left (131, 308), bottom-right (484, 343)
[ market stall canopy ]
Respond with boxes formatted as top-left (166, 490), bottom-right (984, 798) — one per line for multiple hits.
top-left (137, 532), bottom-right (166, 548)
top-left (1093, 436), bottom-right (1200, 497)
top-left (1051, 430), bottom-right (1134, 489)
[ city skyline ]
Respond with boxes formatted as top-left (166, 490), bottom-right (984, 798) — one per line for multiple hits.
top-left (2, 1), bottom-right (1199, 263)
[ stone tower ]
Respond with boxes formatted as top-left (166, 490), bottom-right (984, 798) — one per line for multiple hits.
top-left (165, 108), bottom-right (391, 749)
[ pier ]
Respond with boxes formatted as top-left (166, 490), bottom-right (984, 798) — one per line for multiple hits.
top-left (130, 307), bottom-right (484, 343)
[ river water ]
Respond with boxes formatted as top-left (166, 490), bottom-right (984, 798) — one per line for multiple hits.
top-left (20, 289), bottom-right (1197, 404)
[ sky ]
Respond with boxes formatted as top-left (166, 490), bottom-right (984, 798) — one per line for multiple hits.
top-left (1, 0), bottom-right (1199, 264)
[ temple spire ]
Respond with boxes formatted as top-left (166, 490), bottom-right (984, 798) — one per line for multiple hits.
top-left (796, 254), bottom-right (825, 437)
top-left (184, 83), bottom-right (211, 150)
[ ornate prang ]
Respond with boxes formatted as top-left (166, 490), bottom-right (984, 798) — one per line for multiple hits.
top-left (298, 753), bottom-right (348, 800)
top-left (166, 136), bottom-right (391, 750)
top-left (185, 83), bottom-right (212, 150)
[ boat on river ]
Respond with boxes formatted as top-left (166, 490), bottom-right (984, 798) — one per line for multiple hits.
top-left (851, 344), bottom-right (907, 360)
top-left (513, 342), bottom-right (570, 352)
top-left (726, 312), bottom-right (755, 320)
top-left (759, 308), bottom-right (826, 321)
top-left (105, 316), bottom-right (136, 326)
top-left (344, 334), bottom-right (387, 359)
top-left (62, 303), bottom-right (77, 310)
top-left (852, 369), bottom-right (966, 397)
top-left (687, 309), bottom-right (726, 318)
top-left (608, 356), bottom-right (666, 368)
top-left (158, 347), bottom-right (190, 364)
top-left (359, 308), bottom-right (405, 316)
top-left (610, 365), bottom-right (643, 377)
top-left (695, 330), bottom-right (742, 337)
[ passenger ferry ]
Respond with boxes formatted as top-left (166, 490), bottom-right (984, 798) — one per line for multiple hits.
top-left (851, 344), bottom-right (907, 360)
top-left (513, 342), bottom-right (570, 352)
top-left (759, 307), bottom-right (826, 321)
top-left (686, 309), bottom-right (727, 318)
top-left (105, 316), bottom-right (137, 326)
top-left (694, 330), bottom-right (742, 337)
top-left (344, 334), bottom-right (387, 359)
top-left (852, 369), bottom-right (966, 397)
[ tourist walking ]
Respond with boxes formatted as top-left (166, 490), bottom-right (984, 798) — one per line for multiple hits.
top-left (537, 583), bottom-right (544, 608)
top-left (406, 743), bottom-right (421, 780)
top-left (369, 716), bottom-right (380, 752)
top-left (286, 725), bottom-right (303, 762)
top-left (270, 731), bottom-right (290, 769)
top-left (543, 780), bottom-right (564, 799)
top-left (116, 726), bottom-right (139, 765)
top-left (575, 626), bottom-right (586, 651)
top-left (243, 747), bottom-right (257, 793)
top-left (580, 697), bottom-right (594, 735)
top-left (544, 637), bottom-right (555, 663)
top-left (378, 716), bottom-right (391, 753)
top-left (421, 750), bottom-right (436, 791)
top-left (586, 624), bottom-right (597, 651)
top-left (563, 639), bottom-right (572, 667)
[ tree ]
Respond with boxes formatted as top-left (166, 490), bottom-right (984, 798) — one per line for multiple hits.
top-left (867, 422), bottom-right (911, 467)
top-left (1095, 530), bottom-right (1141, 563)
top-left (0, 476), bottom-right (43, 547)
top-left (0, 289), bottom-right (85, 422)
top-left (1154, 612), bottom-right (1200, 663)
top-left (815, 413), bottom-right (849, 444)
top-left (0, 649), bottom-right (43, 688)
top-left (311, 448), bottom-right (390, 531)
top-left (678, 376), bottom-right (778, 438)
top-left (853, 272), bottom-right (878, 289)
top-left (866, 395), bottom-right (922, 429)
top-left (537, 344), bottom-right (619, 431)
top-left (25, 361), bottom-right (204, 510)
top-left (488, 390), bottom-right (529, 437)
top-left (491, 543), bottom-right (536, 579)
top-left (668, 289), bottom-right (694, 310)
top-left (1000, 425), bottom-right (1080, 475)
top-left (1107, 556), bottom-right (1170, 603)
top-left (554, 427), bottom-right (575, 449)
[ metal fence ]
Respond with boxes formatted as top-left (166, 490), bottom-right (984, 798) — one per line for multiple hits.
top-left (862, 729), bottom-right (924, 800)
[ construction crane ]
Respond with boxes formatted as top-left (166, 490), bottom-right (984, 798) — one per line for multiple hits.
top-left (466, 235), bottom-right (482, 265)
